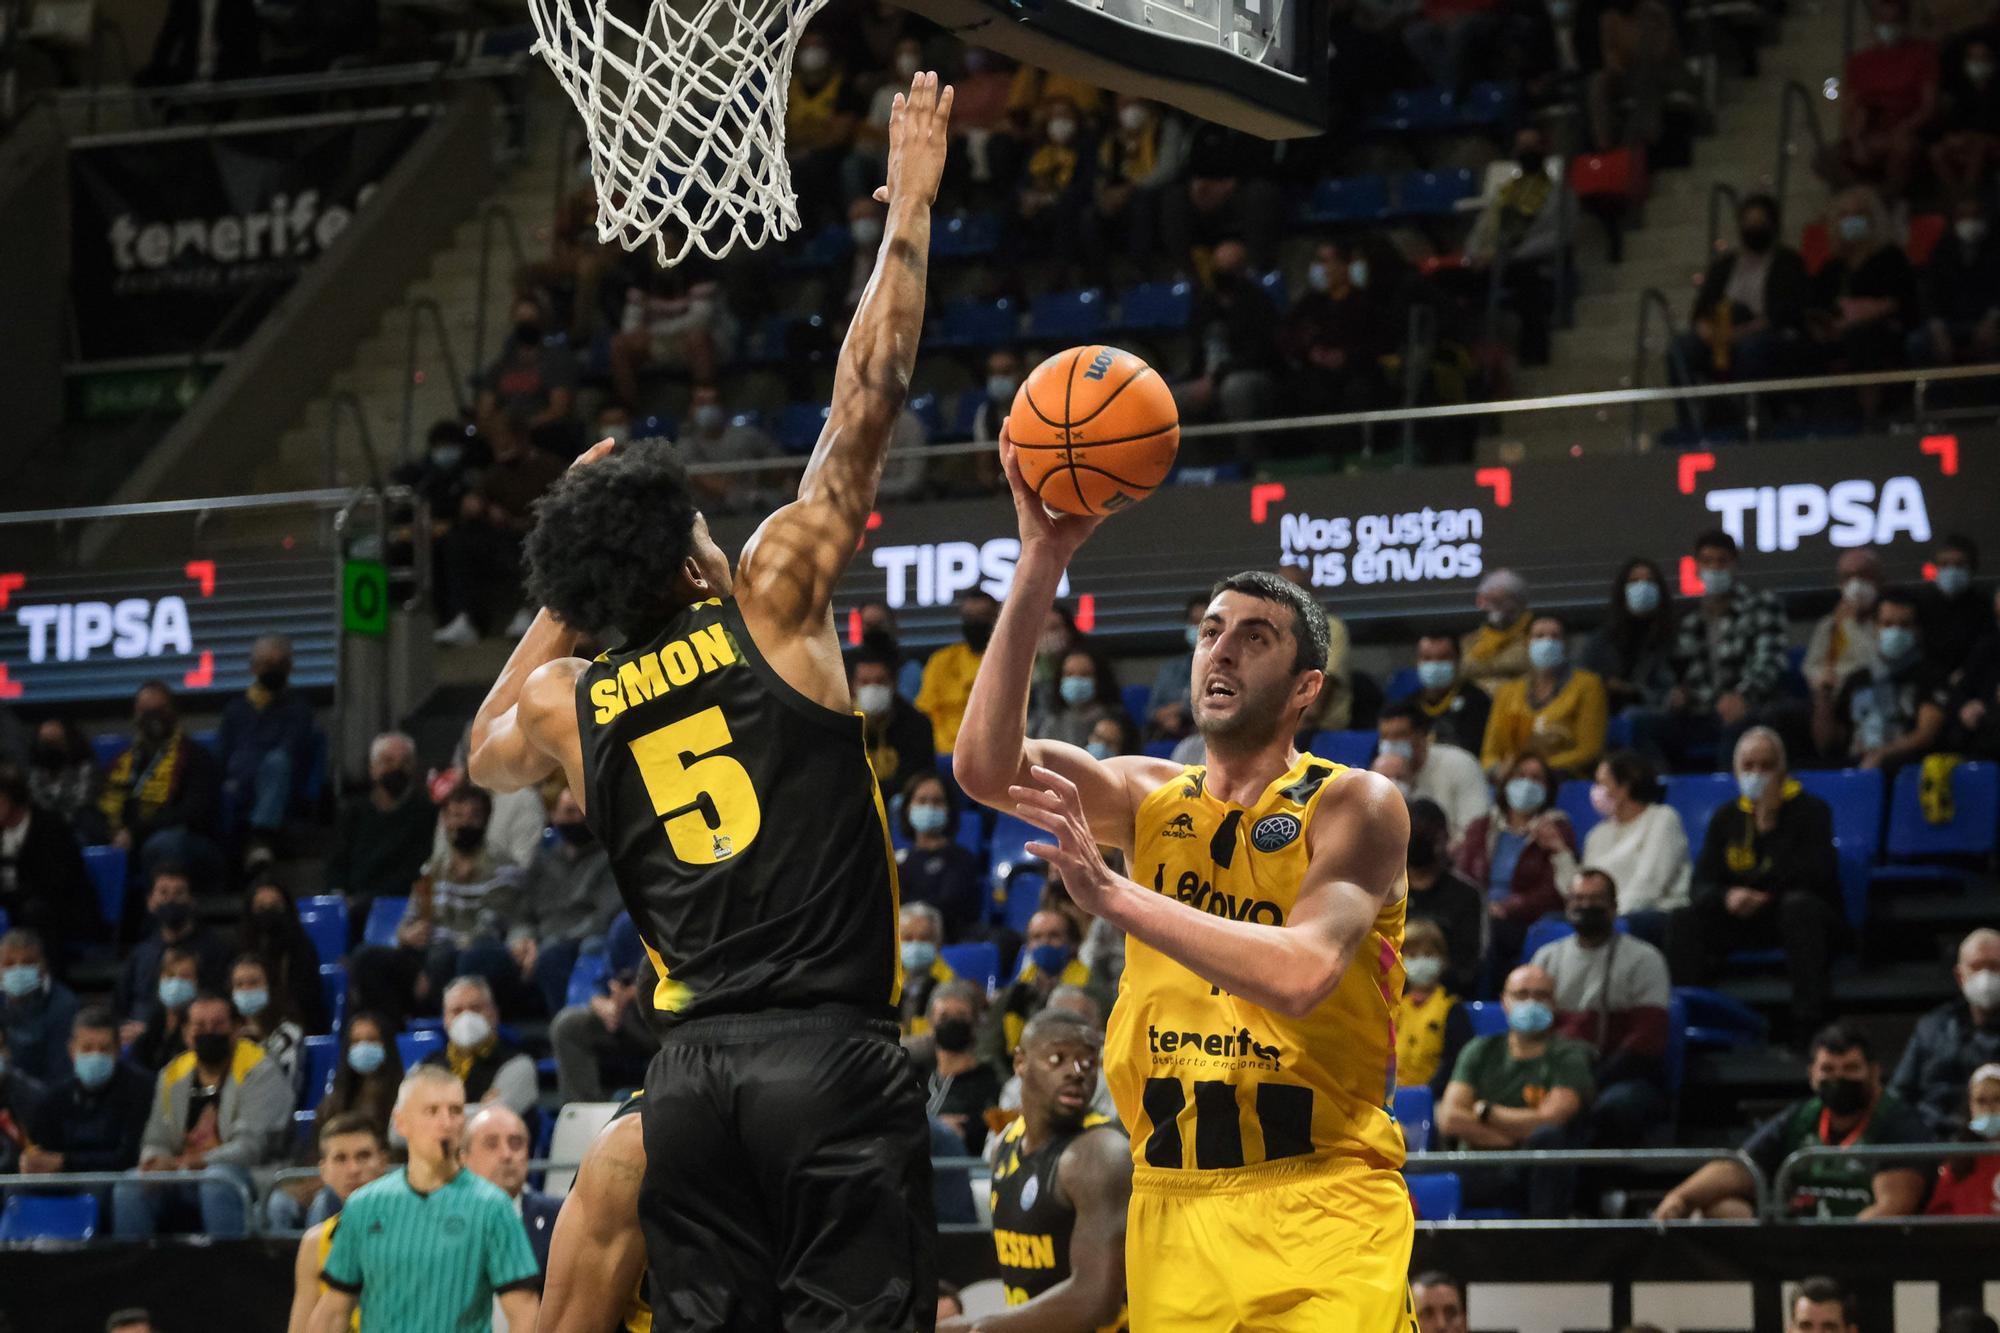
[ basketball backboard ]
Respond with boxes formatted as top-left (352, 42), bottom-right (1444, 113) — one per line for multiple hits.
top-left (896, 0), bottom-right (1328, 139)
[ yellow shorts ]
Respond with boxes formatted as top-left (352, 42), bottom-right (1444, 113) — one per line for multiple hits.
top-left (1125, 1154), bottom-right (1417, 1333)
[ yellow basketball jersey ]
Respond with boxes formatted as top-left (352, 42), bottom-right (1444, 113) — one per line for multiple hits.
top-left (1106, 754), bottom-right (1407, 1175)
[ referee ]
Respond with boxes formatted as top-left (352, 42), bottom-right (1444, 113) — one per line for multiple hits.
top-left (309, 1065), bottom-right (540, 1333)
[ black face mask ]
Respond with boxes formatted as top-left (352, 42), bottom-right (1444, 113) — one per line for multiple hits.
top-left (154, 900), bottom-right (193, 931)
top-left (137, 710), bottom-right (174, 744)
top-left (1816, 1076), bottom-right (1872, 1116)
top-left (962, 619), bottom-right (994, 653)
top-left (31, 742), bottom-right (67, 770)
top-left (513, 321), bottom-right (543, 348)
top-left (252, 905), bottom-right (290, 932)
top-left (377, 769), bottom-right (412, 801)
top-left (932, 1017), bottom-right (975, 1053)
top-left (450, 824), bottom-right (488, 853)
top-left (192, 1032), bottom-right (233, 1068)
top-left (1517, 152), bottom-right (1546, 174)
top-left (1740, 225), bottom-right (1776, 253)
top-left (257, 668), bottom-right (290, 692)
top-left (1406, 839), bottom-right (1438, 872)
top-left (554, 821), bottom-right (594, 847)
top-left (1568, 905), bottom-right (1614, 939)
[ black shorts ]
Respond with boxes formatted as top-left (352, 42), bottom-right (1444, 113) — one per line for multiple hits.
top-left (637, 1006), bottom-right (936, 1333)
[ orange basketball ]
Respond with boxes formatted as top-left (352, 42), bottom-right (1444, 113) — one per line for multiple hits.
top-left (1007, 345), bottom-right (1180, 516)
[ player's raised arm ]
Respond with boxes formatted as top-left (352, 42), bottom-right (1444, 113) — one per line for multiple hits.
top-left (954, 434), bottom-right (1177, 849)
top-left (734, 72), bottom-right (953, 637)
top-left (1011, 764), bottom-right (1408, 1018)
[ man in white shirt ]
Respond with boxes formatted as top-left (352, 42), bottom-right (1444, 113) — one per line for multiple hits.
top-left (1373, 700), bottom-right (1491, 840)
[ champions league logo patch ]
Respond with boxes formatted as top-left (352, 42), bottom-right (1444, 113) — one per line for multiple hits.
top-left (1251, 814), bottom-right (1301, 853)
top-left (1019, 1175), bottom-right (1039, 1210)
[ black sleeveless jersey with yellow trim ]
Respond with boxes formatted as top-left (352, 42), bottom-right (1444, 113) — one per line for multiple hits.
top-left (987, 1114), bottom-right (1128, 1332)
top-left (574, 597), bottom-right (902, 1026)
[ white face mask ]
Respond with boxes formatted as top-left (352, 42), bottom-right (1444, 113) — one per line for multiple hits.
top-left (797, 45), bottom-right (831, 76)
top-left (1307, 261), bottom-right (1332, 293)
top-left (1959, 218), bottom-right (1989, 244)
top-left (850, 215), bottom-right (883, 247)
top-left (1875, 22), bottom-right (1903, 43)
top-left (895, 54), bottom-right (921, 81)
top-left (855, 683), bottom-right (893, 717)
top-left (1047, 117), bottom-right (1078, 145)
top-left (1965, 969), bottom-right (2000, 1011)
top-left (448, 1011), bottom-right (492, 1050)
top-left (1843, 577), bottom-right (1878, 610)
top-left (1118, 103), bottom-right (1149, 133)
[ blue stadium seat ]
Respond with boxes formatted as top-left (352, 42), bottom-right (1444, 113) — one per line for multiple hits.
top-left (907, 391), bottom-right (944, 440)
top-left (1555, 779), bottom-right (1598, 842)
top-left (1459, 80), bottom-right (1520, 125)
top-left (1143, 739), bottom-right (1180, 759)
top-left (777, 402), bottom-right (831, 454)
top-left (1883, 760), bottom-right (1999, 860)
top-left (0, 906), bottom-right (7, 934)
top-left (1793, 768), bottom-right (1883, 927)
top-left (83, 844), bottom-right (127, 931)
top-left (294, 1107), bottom-right (317, 1147)
top-left (1462, 1001), bottom-right (1507, 1037)
top-left (1676, 985), bottom-right (1769, 1046)
top-left (936, 297), bottom-right (1019, 349)
top-left (1605, 713), bottom-right (1636, 749)
top-left (782, 221), bottom-right (853, 271)
top-left (302, 1033), bottom-right (339, 1104)
top-left (1027, 288), bottom-right (1108, 342)
top-left (999, 870), bottom-right (1048, 935)
top-left (742, 314), bottom-right (794, 364)
top-left (397, 1029), bottom-right (444, 1069)
top-left (1662, 992), bottom-right (1688, 1105)
top-left (298, 896), bottom-right (348, 967)
top-left (951, 389), bottom-right (984, 438)
top-left (1662, 773), bottom-right (1737, 861)
top-left (940, 942), bottom-right (1000, 993)
top-left (566, 951), bottom-right (611, 1009)
top-left (90, 735), bottom-right (129, 769)
top-left (1121, 684), bottom-right (1151, 725)
top-left (1114, 280), bottom-right (1193, 332)
top-left (190, 729), bottom-right (217, 753)
top-left (932, 210), bottom-right (1001, 259)
top-left (1395, 168), bottom-right (1478, 217)
top-left (1383, 667), bottom-right (1421, 700)
top-left (1256, 269), bottom-right (1287, 309)
top-left (989, 813), bottom-right (1044, 877)
top-left (956, 807), bottom-right (988, 859)
top-left (1300, 174), bottom-right (1389, 225)
top-left (0, 1193), bottom-right (98, 1241)
top-left (1392, 1085), bottom-right (1434, 1152)
top-left (362, 897), bottom-right (407, 948)
top-left (1308, 729), bottom-right (1377, 769)
top-left (1368, 88), bottom-right (1455, 132)
top-left (1405, 1172), bottom-right (1461, 1221)
top-left (319, 963), bottom-right (346, 1033)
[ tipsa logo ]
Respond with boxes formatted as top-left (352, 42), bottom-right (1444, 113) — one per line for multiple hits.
top-left (15, 597), bottom-right (192, 663)
top-left (1702, 477), bottom-right (1931, 552)
top-left (1147, 1024), bottom-right (1281, 1065)
top-left (1161, 813), bottom-right (1197, 839)
top-left (869, 537), bottom-right (1070, 609)
top-left (1154, 865), bottom-right (1285, 924)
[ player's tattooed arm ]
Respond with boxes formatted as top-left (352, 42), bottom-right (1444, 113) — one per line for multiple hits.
top-left (1012, 766), bottom-right (1408, 1018)
top-left (735, 73), bottom-right (953, 637)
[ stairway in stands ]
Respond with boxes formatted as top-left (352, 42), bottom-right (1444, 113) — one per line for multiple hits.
top-left (1496, 0), bottom-right (1851, 461)
top-left (254, 87), bottom-right (575, 494)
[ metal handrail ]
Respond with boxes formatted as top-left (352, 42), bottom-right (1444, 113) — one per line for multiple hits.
top-left (56, 59), bottom-right (522, 111)
top-left (1631, 287), bottom-right (1681, 441)
top-left (0, 488), bottom-right (354, 526)
top-left (1774, 80), bottom-right (1830, 219)
top-left (0, 1167), bottom-right (259, 1230)
top-left (400, 297), bottom-right (472, 465)
top-left (1406, 1147), bottom-right (1771, 1217)
top-left (675, 360), bottom-right (2000, 477)
top-left (325, 390), bottom-right (382, 488)
top-left (1706, 182), bottom-right (1742, 255)
top-left (471, 204), bottom-right (531, 376)
top-left (1769, 1141), bottom-right (1999, 1220)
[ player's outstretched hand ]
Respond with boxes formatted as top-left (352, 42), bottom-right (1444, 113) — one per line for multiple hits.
top-left (1000, 423), bottom-right (1104, 564)
top-left (1009, 764), bottom-right (1120, 916)
top-left (569, 436), bottom-right (619, 468)
top-left (873, 71), bottom-right (953, 207)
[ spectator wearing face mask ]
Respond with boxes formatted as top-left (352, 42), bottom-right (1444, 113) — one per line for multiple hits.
top-left (908, 978), bottom-right (1002, 1156)
top-left (230, 952), bottom-right (305, 1095)
top-left (895, 774), bottom-right (984, 941)
top-left (1932, 40), bottom-right (2000, 198)
top-left (1916, 535), bottom-right (1985, 675)
top-left (474, 296), bottom-right (581, 459)
top-left (128, 944), bottom-right (201, 1072)
top-left (1668, 727), bottom-right (1842, 1038)
top-left (1672, 194), bottom-right (1812, 393)
top-left (116, 865), bottom-right (229, 1036)
top-left (1008, 95), bottom-right (1095, 276)
top-left (508, 788), bottom-right (620, 1017)
top-left (1803, 548), bottom-right (1885, 698)
top-left (24, 717), bottom-right (105, 844)
top-left (1030, 648), bottom-right (1126, 749)
top-left (1820, 0), bottom-right (1938, 198)
top-left (1464, 129), bottom-right (1572, 365)
top-left (100, 682), bottom-right (224, 898)
top-left (852, 637), bottom-right (936, 800)
top-left (1656, 1023), bottom-right (1929, 1219)
top-left (1082, 96), bottom-right (1188, 269)
top-left (1437, 963), bottom-right (1593, 1216)
top-left (668, 385), bottom-right (783, 515)
top-left (327, 732), bottom-right (436, 942)
top-left (237, 876), bottom-right (329, 1034)
top-left (350, 785), bottom-right (525, 1028)
top-left (1374, 702), bottom-right (1491, 841)
top-left (856, 601), bottom-right (926, 701)
top-left (1808, 185), bottom-right (1919, 421)
top-left (847, 37), bottom-right (925, 198)
top-left (919, 591), bottom-right (999, 754)
top-left (1890, 928), bottom-right (2000, 1137)
top-left (1481, 614), bottom-right (1609, 779)
top-left (216, 634), bottom-right (313, 861)
top-left (986, 910), bottom-right (1091, 1064)
top-left (1813, 592), bottom-right (1950, 769)
top-left (1530, 869), bottom-right (1672, 1146)
top-left (421, 976), bottom-right (537, 1117)
top-left (21, 1006), bottom-right (152, 1181)
top-left (1403, 800), bottom-right (1485, 998)
top-left (971, 349), bottom-right (1023, 446)
top-left (1582, 559), bottom-right (1680, 730)
top-left (898, 902), bottom-right (957, 1038)
top-left (1456, 754), bottom-right (1576, 985)
top-left (316, 1011), bottom-right (404, 1137)
top-left (1395, 634), bottom-right (1493, 754)
top-left (0, 928), bottom-right (78, 1081)
top-left (1278, 237), bottom-right (1395, 424)
top-left (1578, 751), bottom-right (1688, 942)
top-left (784, 27), bottom-right (865, 219)
top-left (433, 415), bottom-right (569, 648)
top-left (1462, 570), bottom-right (1533, 691)
top-left (1913, 200), bottom-right (2000, 368)
top-left (114, 992), bottom-right (293, 1238)
top-left (1663, 529), bottom-right (1789, 766)
top-left (1181, 239), bottom-right (1285, 442)
top-left (1926, 1063), bottom-right (2000, 1214)
top-left (1396, 918), bottom-right (1476, 1100)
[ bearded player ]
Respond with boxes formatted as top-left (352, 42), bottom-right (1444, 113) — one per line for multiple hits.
top-left (955, 436), bottom-right (1416, 1331)
top-left (463, 72), bottom-right (954, 1332)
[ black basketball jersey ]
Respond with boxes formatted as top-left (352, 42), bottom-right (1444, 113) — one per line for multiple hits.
top-left (574, 597), bottom-right (901, 1026)
top-left (987, 1115), bottom-right (1127, 1331)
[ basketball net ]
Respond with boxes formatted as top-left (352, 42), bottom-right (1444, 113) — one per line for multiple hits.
top-left (527, 0), bottom-right (831, 266)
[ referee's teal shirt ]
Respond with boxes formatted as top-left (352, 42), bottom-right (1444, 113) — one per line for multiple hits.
top-left (322, 1166), bottom-right (541, 1331)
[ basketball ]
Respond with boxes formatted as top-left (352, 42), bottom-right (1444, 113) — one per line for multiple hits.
top-left (1007, 345), bottom-right (1180, 516)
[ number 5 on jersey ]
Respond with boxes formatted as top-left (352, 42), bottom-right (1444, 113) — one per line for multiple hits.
top-left (629, 706), bottom-right (762, 864)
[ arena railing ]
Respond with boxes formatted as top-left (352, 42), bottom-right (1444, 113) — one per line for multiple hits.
top-left (675, 361), bottom-right (2000, 480)
top-left (1768, 1142), bottom-right (2000, 1222)
top-left (1772, 80), bottom-right (1829, 229)
top-left (51, 59), bottom-right (527, 135)
top-left (1405, 1148), bottom-right (1772, 1222)
top-left (0, 1167), bottom-right (258, 1230)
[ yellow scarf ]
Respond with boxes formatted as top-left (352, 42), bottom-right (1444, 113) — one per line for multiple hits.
top-left (447, 1035), bottom-right (497, 1082)
top-left (100, 730), bottom-right (183, 831)
top-left (1099, 126), bottom-right (1157, 185)
top-left (1026, 141), bottom-right (1079, 194)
